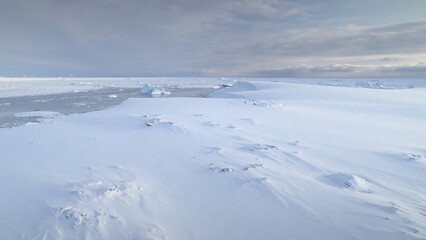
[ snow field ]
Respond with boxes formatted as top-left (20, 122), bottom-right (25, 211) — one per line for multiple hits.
top-left (0, 81), bottom-right (425, 239)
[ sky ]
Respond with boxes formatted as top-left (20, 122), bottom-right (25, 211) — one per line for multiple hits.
top-left (1, 0), bottom-right (426, 78)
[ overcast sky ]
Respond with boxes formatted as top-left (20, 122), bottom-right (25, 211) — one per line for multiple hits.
top-left (1, 0), bottom-right (426, 77)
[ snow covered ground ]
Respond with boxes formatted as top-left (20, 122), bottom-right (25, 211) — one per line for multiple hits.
top-left (0, 79), bottom-right (425, 239)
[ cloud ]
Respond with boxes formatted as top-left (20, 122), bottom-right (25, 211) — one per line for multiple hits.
top-left (311, 64), bottom-right (357, 73)
top-left (379, 62), bottom-right (426, 73)
top-left (251, 62), bottom-right (426, 77)
top-left (252, 64), bottom-right (361, 77)
top-left (0, 0), bottom-right (426, 77)
top-left (380, 57), bottom-right (399, 62)
top-left (234, 20), bottom-right (426, 59)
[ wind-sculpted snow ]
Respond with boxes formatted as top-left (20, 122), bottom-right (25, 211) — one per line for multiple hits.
top-left (0, 80), bottom-right (425, 239)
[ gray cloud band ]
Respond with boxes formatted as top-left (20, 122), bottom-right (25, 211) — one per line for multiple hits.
top-left (0, 0), bottom-right (425, 77)
top-left (251, 63), bottom-right (426, 77)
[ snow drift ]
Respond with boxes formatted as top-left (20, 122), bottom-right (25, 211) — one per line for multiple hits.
top-left (0, 80), bottom-right (425, 239)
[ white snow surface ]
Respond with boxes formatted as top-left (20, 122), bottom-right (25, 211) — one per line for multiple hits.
top-left (1, 80), bottom-right (426, 239)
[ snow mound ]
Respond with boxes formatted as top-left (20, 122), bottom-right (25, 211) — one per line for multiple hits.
top-left (243, 100), bottom-right (286, 108)
top-left (321, 173), bottom-right (372, 193)
top-left (230, 81), bottom-right (257, 91)
top-left (403, 153), bottom-right (425, 162)
top-left (246, 143), bottom-right (279, 151)
top-left (143, 114), bottom-right (187, 132)
top-left (380, 151), bottom-right (426, 163)
top-left (210, 163), bottom-right (234, 173)
top-left (42, 178), bottom-right (152, 240)
top-left (210, 81), bottom-right (257, 98)
top-left (13, 111), bottom-right (62, 118)
top-left (243, 163), bottom-right (264, 171)
top-left (140, 84), bottom-right (171, 95)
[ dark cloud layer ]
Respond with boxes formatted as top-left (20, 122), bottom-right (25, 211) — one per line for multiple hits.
top-left (0, 0), bottom-right (426, 77)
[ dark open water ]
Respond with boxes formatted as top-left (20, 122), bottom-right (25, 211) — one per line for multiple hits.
top-left (0, 87), bottom-right (217, 128)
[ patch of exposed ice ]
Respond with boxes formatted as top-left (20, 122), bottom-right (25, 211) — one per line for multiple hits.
top-left (13, 111), bottom-right (62, 118)
top-left (140, 84), bottom-right (171, 95)
top-left (0, 102), bottom-right (11, 109)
